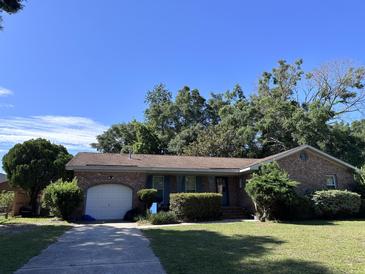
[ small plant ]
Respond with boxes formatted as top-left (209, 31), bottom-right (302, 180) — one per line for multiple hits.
top-left (312, 190), bottom-right (361, 218)
top-left (0, 191), bottom-right (15, 219)
top-left (135, 214), bottom-right (150, 225)
top-left (170, 193), bottom-right (222, 222)
top-left (137, 188), bottom-right (157, 213)
top-left (245, 162), bottom-right (299, 221)
top-left (42, 178), bottom-right (83, 220)
top-left (149, 211), bottom-right (178, 225)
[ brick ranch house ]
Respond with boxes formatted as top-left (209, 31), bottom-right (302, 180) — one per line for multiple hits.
top-left (63, 145), bottom-right (357, 220)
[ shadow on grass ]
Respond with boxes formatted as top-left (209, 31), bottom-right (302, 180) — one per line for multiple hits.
top-left (144, 229), bottom-right (333, 274)
top-left (280, 219), bottom-right (337, 226)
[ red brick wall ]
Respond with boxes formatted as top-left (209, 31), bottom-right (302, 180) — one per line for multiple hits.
top-left (74, 171), bottom-right (148, 215)
top-left (0, 182), bottom-right (30, 216)
top-left (277, 149), bottom-right (355, 194)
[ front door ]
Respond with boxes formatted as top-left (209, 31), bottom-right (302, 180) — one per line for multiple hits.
top-left (216, 177), bottom-right (229, 206)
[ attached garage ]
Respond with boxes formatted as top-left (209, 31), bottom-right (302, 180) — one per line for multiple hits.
top-left (85, 184), bottom-right (132, 220)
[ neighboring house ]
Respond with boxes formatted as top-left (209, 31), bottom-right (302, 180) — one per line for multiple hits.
top-left (0, 173), bottom-right (11, 192)
top-left (0, 173), bottom-right (30, 215)
top-left (65, 145), bottom-right (357, 220)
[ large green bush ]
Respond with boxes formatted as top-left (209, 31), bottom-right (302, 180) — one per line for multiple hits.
top-left (170, 193), bottom-right (222, 221)
top-left (42, 178), bottom-right (83, 220)
top-left (149, 211), bottom-right (178, 225)
top-left (285, 195), bottom-right (315, 220)
top-left (312, 190), bottom-right (361, 218)
top-left (245, 162), bottom-right (299, 221)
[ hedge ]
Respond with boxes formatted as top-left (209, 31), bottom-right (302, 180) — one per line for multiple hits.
top-left (312, 190), bottom-right (361, 218)
top-left (42, 178), bottom-right (83, 220)
top-left (170, 193), bottom-right (222, 221)
top-left (149, 211), bottom-right (178, 225)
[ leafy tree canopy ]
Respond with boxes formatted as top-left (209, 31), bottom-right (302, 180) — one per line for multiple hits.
top-left (93, 59), bottom-right (365, 168)
top-left (0, 0), bottom-right (23, 29)
top-left (2, 138), bottom-right (73, 215)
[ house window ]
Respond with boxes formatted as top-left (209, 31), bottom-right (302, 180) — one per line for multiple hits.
top-left (299, 151), bottom-right (308, 161)
top-left (325, 175), bottom-right (337, 189)
top-left (152, 176), bottom-right (164, 201)
top-left (185, 176), bottom-right (196, 192)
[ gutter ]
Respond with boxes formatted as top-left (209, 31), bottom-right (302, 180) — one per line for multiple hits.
top-left (66, 165), bottom-right (242, 175)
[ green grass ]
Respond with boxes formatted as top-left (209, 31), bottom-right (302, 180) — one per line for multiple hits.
top-left (143, 220), bottom-right (365, 274)
top-left (0, 217), bottom-right (71, 274)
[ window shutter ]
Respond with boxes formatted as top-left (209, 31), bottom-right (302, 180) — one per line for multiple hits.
top-left (146, 175), bottom-right (153, 188)
top-left (164, 176), bottom-right (170, 204)
top-left (177, 176), bottom-right (185, 192)
top-left (196, 176), bottom-right (203, 192)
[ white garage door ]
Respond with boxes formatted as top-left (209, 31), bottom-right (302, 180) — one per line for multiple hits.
top-left (85, 184), bottom-right (132, 220)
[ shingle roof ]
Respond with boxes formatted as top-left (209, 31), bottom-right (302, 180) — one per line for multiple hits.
top-left (66, 145), bottom-right (358, 173)
top-left (66, 152), bottom-right (259, 171)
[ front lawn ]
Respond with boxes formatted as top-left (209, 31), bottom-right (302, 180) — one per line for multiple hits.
top-left (143, 220), bottom-right (365, 274)
top-left (0, 217), bottom-right (71, 274)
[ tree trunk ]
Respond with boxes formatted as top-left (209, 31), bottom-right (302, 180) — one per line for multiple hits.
top-left (30, 189), bottom-right (39, 216)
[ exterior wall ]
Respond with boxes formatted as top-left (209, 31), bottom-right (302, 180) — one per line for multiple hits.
top-left (74, 172), bottom-right (244, 217)
top-left (73, 150), bottom-right (355, 218)
top-left (227, 176), bottom-right (240, 207)
top-left (74, 171), bottom-right (148, 216)
top-left (239, 174), bottom-right (255, 213)
top-left (277, 149), bottom-right (355, 194)
top-left (0, 181), bottom-right (30, 215)
top-left (13, 189), bottom-right (30, 215)
top-left (0, 181), bottom-right (12, 191)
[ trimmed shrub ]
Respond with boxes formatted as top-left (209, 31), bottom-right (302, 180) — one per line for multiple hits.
top-left (245, 162), bottom-right (299, 221)
top-left (293, 195), bottom-right (315, 220)
top-left (149, 211), bottom-right (178, 225)
top-left (170, 193), bottom-right (222, 222)
top-left (42, 178), bottom-right (83, 220)
top-left (0, 191), bottom-right (15, 219)
top-left (137, 188), bottom-right (157, 212)
top-left (312, 190), bottom-right (361, 218)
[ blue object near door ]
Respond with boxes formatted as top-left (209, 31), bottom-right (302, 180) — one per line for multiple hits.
top-left (150, 202), bottom-right (158, 214)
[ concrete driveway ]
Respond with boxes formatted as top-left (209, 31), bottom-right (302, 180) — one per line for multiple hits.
top-left (16, 223), bottom-right (166, 274)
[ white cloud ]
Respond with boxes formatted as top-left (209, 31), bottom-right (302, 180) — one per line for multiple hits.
top-left (0, 87), bottom-right (13, 97)
top-left (0, 103), bottom-right (14, 108)
top-left (0, 115), bottom-right (108, 153)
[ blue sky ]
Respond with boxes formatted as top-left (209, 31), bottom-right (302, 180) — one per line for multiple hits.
top-left (0, 0), bottom-right (365, 165)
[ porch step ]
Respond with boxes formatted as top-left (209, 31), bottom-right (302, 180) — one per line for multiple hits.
top-left (221, 207), bottom-right (245, 219)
